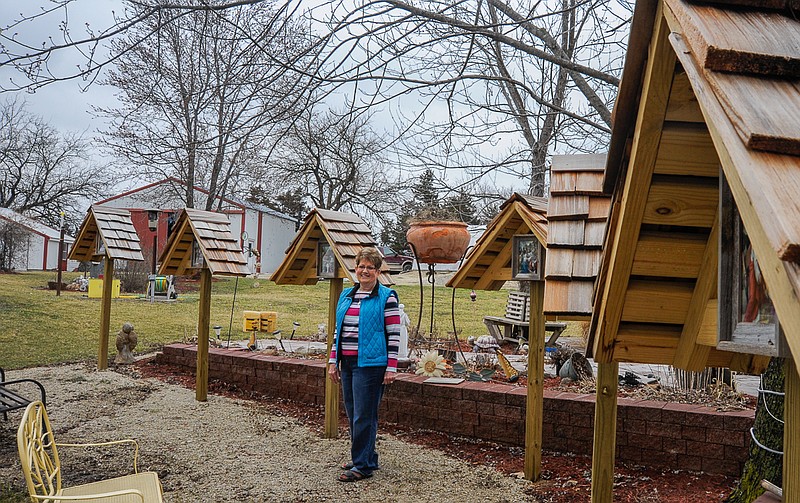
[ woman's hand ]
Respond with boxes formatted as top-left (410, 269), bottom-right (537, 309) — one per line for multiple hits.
top-left (327, 364), bottom-right (339, 383)
top-left (383, 371), bottom-right (396, 385)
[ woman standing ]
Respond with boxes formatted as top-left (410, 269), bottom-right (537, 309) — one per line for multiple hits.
top-left (327, 247), bottom-right (400, 482)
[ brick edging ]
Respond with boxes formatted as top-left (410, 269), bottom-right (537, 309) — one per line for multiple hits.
top-left (156, 343), bottom-right (752, 476)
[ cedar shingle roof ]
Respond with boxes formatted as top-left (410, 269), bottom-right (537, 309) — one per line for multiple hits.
top-left (68, 206), bottom-right (144, 262)
top-left (158, 208), bottom-right (249, 276)
top-left (447, 193), bottom-right (548, 290)
top-left (270, 208), bottom-right (393, 286)
top-left (544, 154), bottom-right (611, 318)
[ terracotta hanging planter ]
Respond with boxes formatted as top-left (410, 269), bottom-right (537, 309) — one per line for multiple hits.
top-left (406, 220), bottom-right (470, 264)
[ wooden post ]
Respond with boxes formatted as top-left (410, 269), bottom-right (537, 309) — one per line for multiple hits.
top-left (591, 361), bottom-right (619, 503)
top-left (98, 257), bottom-right (114, 370)
top-left (196, 267), bottom-right (212, 402)
top-left (524, 280), bottom-right (545, 480)
top-left (324, 278), bottom-right (343, 439)
top-left (785, 357), bottom-right (799, 503)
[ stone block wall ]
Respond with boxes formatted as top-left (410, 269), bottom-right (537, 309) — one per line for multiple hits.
top-left (156, 344), bottom-right (753, 476)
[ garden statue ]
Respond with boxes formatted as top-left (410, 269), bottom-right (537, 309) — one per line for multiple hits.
top-left (114, 322), bottom-right (138, 364)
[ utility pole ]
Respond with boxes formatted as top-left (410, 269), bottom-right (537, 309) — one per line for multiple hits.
top-left (56, 211), bottom-right (65, 296)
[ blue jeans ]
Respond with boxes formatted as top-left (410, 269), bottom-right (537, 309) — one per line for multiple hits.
top-left (339, 357), bottom-right (385, 476)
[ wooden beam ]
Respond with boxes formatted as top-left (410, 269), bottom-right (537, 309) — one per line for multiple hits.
top-left (196, 267), bottom-right (211, 402)
top-left (632, 231), bottom-right (707, 278)
top-left (642, 176), bottom-right (718, 228)
top-left (696, 299), bottom-right (719, 346)
top-left (654, 123), bottom-right (719, 177)
top-left (673, 215), bottom-right (719, 370)
top-left (524, 281), bottom-right (546, 481)
top-left (591, 361), bottom-right (619, 503)
top-left (784, 357), bottom-right (799, 503)
top-left (474, 221), bottom-right (527, 290)
top-left (622, 280), bottom-right (693, 325)
top-left (324, 278), bottom-right (343, 439)
top-left (98, 258), bottom-right (114, 371)
top-left (592, 9), bottom-right (677, 362)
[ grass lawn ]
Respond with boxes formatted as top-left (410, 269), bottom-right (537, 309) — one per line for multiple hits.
top-left (0, 271), bottom-right (531, 370)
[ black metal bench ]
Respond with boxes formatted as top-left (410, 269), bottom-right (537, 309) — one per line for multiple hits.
top-left (0, 368), bottom-right (46, 420)
top-left (483, 291), bottom-right (567, 347)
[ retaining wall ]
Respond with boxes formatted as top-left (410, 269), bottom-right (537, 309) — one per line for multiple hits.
top-left (156, 343), bottom-right (754, 476)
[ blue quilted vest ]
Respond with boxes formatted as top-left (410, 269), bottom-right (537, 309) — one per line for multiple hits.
top-left (335, 283), bottom-right (397, 367)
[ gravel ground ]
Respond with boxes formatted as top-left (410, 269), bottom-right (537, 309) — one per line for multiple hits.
top-left (1, 362), bottom-right (534, 502)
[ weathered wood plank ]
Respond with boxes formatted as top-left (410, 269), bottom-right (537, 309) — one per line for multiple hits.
top-left (654, 123), bottom-right (720, 178)
top-left (549, 172), bottom-right (577, 193)
top-left (632, 231), bottom-right (708, 278)
top-left (666, 0), bottom-right (800, 77)
top-left (575, 172), bottom-right (605, 194)
top-left (544, 249), bottom-right (574, 279)
top-left (587, 197), bottom-right (612, 221)
top-left (543, 280), bottom-right (594, 316)
top-left (642, 176), bottom-right (718, 227)
top-left (665, 69), bottom-right (705, 123)
top-left (583, 222), bottom-right (607, 248)
top-left (622, 280), bottom-right (693, 324)
top-left (551, 153), bottom-right (607, 172)
top-left (548, 221), bottom-right (586, 247)
top-left (572, 250), bottom-right (602, 278)
top-left (547, 196), bottom-right (589, 220)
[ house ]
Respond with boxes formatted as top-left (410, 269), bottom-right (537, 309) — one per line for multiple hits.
top-left (588, 0), bottom-right (799, 499)
top-left (0, 207), bottom-right (77, 271)
top-left (95, 178), bottom-right (297, 275)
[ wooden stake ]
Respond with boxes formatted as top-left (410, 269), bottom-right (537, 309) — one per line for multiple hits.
top-left (98, 257), bottom-right (114, 370)
top-left (324, 278), bottom-right (343, 439)
top-left (196, 267), bottom-right (211, 402)
top-left (591, 361), bottom-right (619, 503)
top-left (524, 280), bottom-right (545, 480)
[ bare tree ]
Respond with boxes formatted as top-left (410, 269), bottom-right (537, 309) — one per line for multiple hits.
top-left (97, 0), bottom-right (315, 209)
top-left (0, 98), bottom-right (110, 229)
top-left (310, 0), bottom-right (630, 195)
top-left (262, 108), bottom-right (400, 225)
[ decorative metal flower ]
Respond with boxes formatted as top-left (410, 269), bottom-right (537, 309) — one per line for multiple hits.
top-left (415, 350), bottom-right (446, 377)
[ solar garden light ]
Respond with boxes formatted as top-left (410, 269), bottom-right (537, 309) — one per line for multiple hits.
top-left (290, 321), bottom-right (300, 340)
top-left (213, 325), bottom-right (222, 339)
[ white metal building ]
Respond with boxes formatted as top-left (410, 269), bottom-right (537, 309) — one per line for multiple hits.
top-left (0, 207), bottom-right (77, 271)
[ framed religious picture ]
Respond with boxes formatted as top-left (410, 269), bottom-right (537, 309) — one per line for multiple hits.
top-left (94, 234), bottom-right (106, 257)
top-left (317, 240), bottom-right (336, 279)
top-left (190, 239), bottom-right (205, 269)
top-left (718, 174), bottom-right (785, 357)
top-left (512, 234), bottom-right (544, 281)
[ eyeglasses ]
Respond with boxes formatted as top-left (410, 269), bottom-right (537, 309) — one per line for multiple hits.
top-left (356, 265), bottom-right (377, 271)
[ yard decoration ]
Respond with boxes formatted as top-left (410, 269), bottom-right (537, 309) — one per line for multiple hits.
top-left (270, 208), bottom-right (393, 439)
top-left (446, 192), bottom-right (551, 481)
top-left (405, 220), bottom-right (470, 265)
top-left (157, 208), bottom-right (249, 401)
top-left (114, 322), bottom-right (138, 364)
top-left (586, 0), bottom-right (800, 498)
top-left (415, 350), bottom-right (446, 377)
top-left (68, 205), bottom-right (144, 370)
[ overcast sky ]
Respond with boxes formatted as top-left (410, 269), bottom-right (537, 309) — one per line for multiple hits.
top-left (0, 1), bottom-right (123, 135)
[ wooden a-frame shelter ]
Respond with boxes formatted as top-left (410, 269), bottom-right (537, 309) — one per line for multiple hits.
top-left (590, 0), bottom-right (799, 500)
top-left (270, 208), bottom-right (393, 439)
top-left (447, 194), bottom-right (549, 480)
top-left (158, 208), bottom-right (249, 401)
top-left (69, 205), bottom-right (144, 370)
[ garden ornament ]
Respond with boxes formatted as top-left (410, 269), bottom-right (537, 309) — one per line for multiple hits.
top-left (114, 322), bottom-right (138, 364)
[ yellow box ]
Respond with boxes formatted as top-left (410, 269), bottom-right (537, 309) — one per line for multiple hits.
top-left (243, 311), bottom-right (260, 332)
top-left (87, 279), bottom-right (121, 299)
top-left (260, 311), bottom-right (277, 333)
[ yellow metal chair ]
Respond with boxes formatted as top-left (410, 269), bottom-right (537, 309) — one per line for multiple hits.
top-left (16, 401), bottom-right (164, 502)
